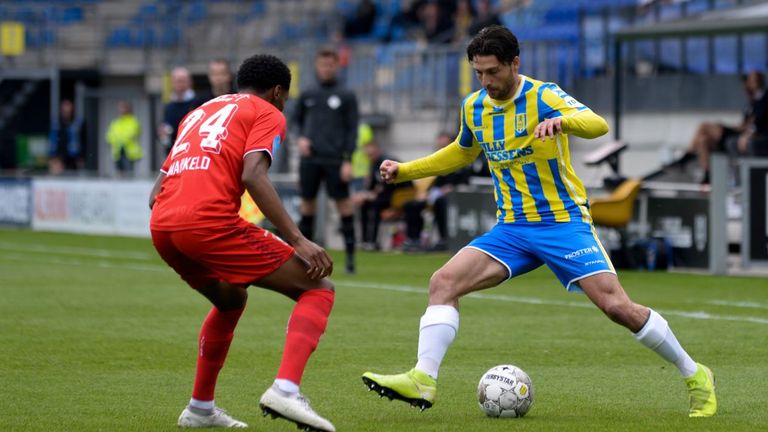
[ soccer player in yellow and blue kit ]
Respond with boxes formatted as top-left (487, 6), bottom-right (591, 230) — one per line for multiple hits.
top-left (362, 25), bottom-right (716, 418)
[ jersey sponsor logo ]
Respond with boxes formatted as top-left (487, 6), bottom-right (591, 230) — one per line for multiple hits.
top-left (564, 245), bottom-right (600, 260)
top-left (167, 155), bottom-right (212, 176)
top-left (482, 143), bottom-right (534, 163)
top-left (515, 113), bottom-right (527, 133)
top-left (584, 259), bottom-right (606, 266)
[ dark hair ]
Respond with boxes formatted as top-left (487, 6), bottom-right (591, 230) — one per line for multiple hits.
top-left (236, 54), bottom-right (291, 93)
top-left (466, 25), bottom-right (520, 64)
top-left (316, 46), bottom-right (339, 60)
top-left (742, 71), bottom-right (765, 88)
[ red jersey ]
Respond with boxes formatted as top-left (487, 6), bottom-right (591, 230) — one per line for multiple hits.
top-left (151, 94), bottom-right (285, 231)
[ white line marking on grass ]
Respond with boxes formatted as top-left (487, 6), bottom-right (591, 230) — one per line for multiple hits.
top-left (704, 300), bottom-right (768, 310)
top-left (0, 252), bottom-right (166, 273)
top-left (0, 241), bottom-right (154, 260)
top-left (3, 251), bottom-right (767, 326)
top-left (335, 281), bottom-right (768, 325)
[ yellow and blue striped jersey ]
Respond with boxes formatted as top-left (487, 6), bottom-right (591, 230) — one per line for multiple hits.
top-left (453, 75), bottom-right (608, 224)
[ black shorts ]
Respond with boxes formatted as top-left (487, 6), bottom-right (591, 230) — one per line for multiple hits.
top-left (717, 126), bottom-right (740, 153)
top-left (299, 158), bottom-right (350, 200)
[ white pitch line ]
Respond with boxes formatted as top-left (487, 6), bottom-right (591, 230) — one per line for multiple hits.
top-left (2, 249), bottom-right (767, 326)
top-left (0, 241), bottom-right (154, 260)
top-left (705, 300), bottom-right (768, 310)
top-left (335, 281), bottom-right (768, 325)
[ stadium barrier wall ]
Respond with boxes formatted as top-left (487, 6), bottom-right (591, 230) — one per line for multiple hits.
top-left (31, 177), bottom-right (153, 237)
top-left (0, 177), bottom-right (33, 228)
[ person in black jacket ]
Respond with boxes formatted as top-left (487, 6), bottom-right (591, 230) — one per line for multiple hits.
top-left (159, 67), bottom-right (198, 155)
top-left (293, 47), bottom-right (359, 273)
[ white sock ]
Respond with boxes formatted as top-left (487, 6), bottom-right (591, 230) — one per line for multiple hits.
top-left (634, 309), bottom-right (698, 377)
top-left (414, 305), bottom-right (459, 380)
top-left (274, 378), bottom-right (299, 395)
top-left (189, 398), bottom-right (214, 411)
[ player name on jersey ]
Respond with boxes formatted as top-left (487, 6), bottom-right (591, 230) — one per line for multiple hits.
top-left (166, 155), bottom-right (211, 176)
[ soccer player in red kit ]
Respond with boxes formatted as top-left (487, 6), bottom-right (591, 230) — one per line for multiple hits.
top-left (150, 54), bottom-right (336, 431)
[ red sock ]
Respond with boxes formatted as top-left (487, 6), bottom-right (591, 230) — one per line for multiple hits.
top-left (276, 289), bottom-right (335, 385)
top-left (191, 306), bottom-right (244, 402)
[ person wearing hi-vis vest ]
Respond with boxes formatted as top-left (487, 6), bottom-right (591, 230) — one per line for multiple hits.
top-left (106, 100), bottom-right (143, 176)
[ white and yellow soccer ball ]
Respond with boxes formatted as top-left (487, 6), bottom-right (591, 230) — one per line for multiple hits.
top-left (477, 365), bottom-right (534, 418)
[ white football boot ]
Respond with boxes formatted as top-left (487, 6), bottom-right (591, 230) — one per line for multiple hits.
top-left (177, 406), bottom-right (248, 428)
top-left (259, 385), bottom-right (335, 432)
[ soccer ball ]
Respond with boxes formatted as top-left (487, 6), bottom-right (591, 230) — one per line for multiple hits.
top-left (477, 365), bottom-right (534, 418)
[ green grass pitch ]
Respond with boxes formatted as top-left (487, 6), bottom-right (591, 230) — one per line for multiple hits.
top-left (1, 229), bottom-right (767, 431)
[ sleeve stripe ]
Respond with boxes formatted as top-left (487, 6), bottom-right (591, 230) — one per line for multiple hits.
top-left (243, 148), bottom-right (273, 161)
top-left (159, 169), bottom-right (168, 174)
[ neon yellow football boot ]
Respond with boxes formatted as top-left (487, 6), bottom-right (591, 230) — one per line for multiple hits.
top-left (685, 363), bottom-right (717, 417)
top-left (362, 368), bottom-right (437, 411)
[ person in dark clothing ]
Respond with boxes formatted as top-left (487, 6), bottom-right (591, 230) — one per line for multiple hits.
top-left (357, 141), bottom-right (413, 249)
top-left (468, 0), bottom-right (502, 36)
top-left (739, 73), bottom-right (768, 157)
top-left (293, 47), bottom-right (359, 273)
top-left (48, 99), bottom-right (85, 174)
top-left (343, 0), bottom-right (377, 38)
top-left (401, 132), bottom-right (470, 252)
top-left (683, 71), bottom-right (764, 183)
top-left (159, 67), bottom-right (198, 155)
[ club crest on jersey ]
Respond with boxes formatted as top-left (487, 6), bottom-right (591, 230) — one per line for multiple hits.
top-left (515, 113), bottom-right (527, 133)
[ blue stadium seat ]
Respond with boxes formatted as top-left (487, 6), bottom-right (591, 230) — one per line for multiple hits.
top-left (186, 1), bottom-right (207, 24)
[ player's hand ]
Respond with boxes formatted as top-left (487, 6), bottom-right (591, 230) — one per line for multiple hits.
top-left (379, 159), bottom-right (399, 184)
top-left (340, 160), bottom-right (353, 183)
top-left (297, 137), bottom-right (312, 157)
top-left (534, 117), bottom-right (563, 141)
top-left (293, 237), bottom-right (333, 279)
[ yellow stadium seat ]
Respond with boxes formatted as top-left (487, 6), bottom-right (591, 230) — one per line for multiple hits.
top-left (590, 179), bottom-right (641, 228)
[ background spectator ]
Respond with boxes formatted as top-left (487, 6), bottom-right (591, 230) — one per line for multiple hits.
top-left (293, 47), bottom-right (359, 273)
top-left (159, 67), bottom-right (197, 154)
top-left (683, 71), bottom-right (764, 183)
top-left (401, 131), bottom-right (471, 252)
top-left (356, 140), bottom-right (412, 250)
top-left (740, 72), bottom-right (768, 157)
top-left (198, 59), bottom-right (235, 103)
top-left (48, 99), bottom-right (84, 175)
top-left (106, 100), bottom-right (142, 177)
top-left (343, 0), bottom-right (377, 38)
top-left (468, 0), bottom-right (502, 36)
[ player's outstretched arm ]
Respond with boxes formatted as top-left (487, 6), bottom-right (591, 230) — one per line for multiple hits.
top-left (242, 152), bottom-right (333, 279)
top-left (561, 110), bottom-right (609, 139)
top-left (388, 142), bottom-right (481, 183)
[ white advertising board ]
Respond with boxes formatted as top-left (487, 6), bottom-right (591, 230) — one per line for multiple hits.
top-left (32, 178), bottom-right (153, 237)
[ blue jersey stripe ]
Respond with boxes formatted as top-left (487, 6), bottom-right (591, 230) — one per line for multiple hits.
top-left (458, 106), bottom-right (474, 148)
top-left (522, 162), bottom-right (555, 222)
top-left (537, 83), bottom-right (562, 124)
top-left (547, 158), bottom-right (581, 222)
top-left (492, 113), bottom-right (505, 141)
top-left (502, 168), bottom-right (527, 222)
top-left (514, 80), bottom-right (533, 138)
top-left (473, 89), bottom-right (486, 143)
top-left (491, 169), bottom-right (507, 222)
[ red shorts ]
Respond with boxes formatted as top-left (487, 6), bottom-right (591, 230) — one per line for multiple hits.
top-left (151, 219), bottom-right (294, 289)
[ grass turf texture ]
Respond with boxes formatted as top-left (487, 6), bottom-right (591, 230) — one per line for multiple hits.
top-left (1, 229), bottom-right (767, 432)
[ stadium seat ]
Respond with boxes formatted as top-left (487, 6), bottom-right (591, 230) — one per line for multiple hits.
top-left (590, 179), bottom-right (641, 229)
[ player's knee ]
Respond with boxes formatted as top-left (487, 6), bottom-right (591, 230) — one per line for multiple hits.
top-left (428, 269), bottom-right (459, 301)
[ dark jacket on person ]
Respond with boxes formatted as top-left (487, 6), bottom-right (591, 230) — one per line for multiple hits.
top-left (751, 90), bottom-right (768, 156)
top-left (293, 80), bottom-right (359, 163)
